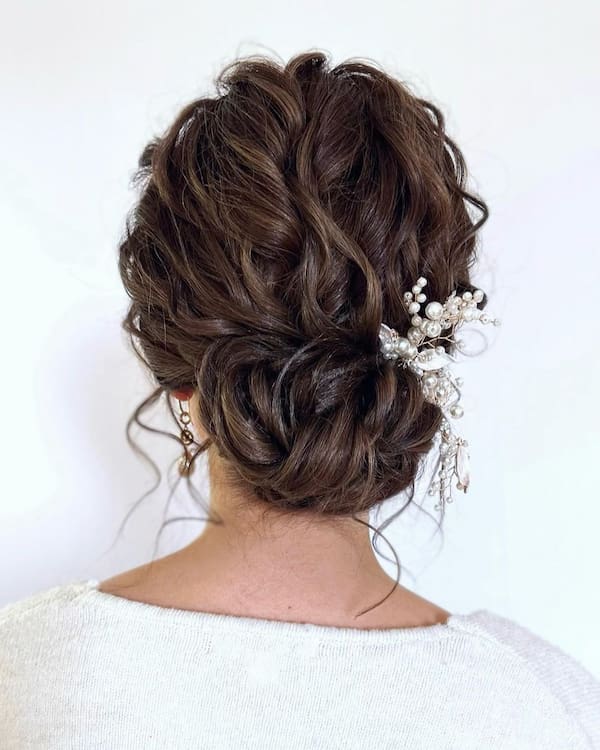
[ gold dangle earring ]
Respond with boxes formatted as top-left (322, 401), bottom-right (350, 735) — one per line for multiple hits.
top-left (176, 398), bottom-right (196, 477)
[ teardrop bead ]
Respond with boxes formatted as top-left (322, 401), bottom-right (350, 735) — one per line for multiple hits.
top-left (455, 442), bottom-right (470, 491)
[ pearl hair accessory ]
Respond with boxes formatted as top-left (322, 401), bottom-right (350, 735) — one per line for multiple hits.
top-left (378, 276), bottom-right (500, 510)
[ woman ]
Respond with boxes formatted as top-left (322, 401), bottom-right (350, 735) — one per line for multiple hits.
top-left (1, 50), bottom-right (598, 748)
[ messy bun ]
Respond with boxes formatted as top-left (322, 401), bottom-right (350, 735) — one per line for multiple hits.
top-left (118, 50), bottom-right (488, 519)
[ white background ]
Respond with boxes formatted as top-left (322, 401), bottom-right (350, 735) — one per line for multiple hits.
top-left (1, 1), bottom-right (599, 678)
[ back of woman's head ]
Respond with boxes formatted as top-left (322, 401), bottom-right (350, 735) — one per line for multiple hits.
top-left (118, 49), bottom-right (488, 519)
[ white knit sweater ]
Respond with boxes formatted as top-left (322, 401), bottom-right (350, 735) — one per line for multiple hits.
top-left (0, 579), bottom-right (599, 749)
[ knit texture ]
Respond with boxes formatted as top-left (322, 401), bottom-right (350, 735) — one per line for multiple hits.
top-left (1, 579), bottom-right (598, 749)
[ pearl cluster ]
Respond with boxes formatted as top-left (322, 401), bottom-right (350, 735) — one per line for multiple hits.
top-left (378, 276), bottom-right (500, 510)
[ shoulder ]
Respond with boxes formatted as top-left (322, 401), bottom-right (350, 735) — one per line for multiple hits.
top-left (0, 579), bottom-right (105, 715)
top-left (0, 579), bottom-right (93, 650)
top-left (450, 608), bottom-right (600, 748)
top-left (0, 579), bottom-right (90, 620)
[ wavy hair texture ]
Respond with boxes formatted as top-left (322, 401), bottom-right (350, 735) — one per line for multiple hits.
top-left (113, 49), bottom-right (489, 611)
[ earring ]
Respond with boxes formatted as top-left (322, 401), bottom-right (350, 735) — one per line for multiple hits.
top-left (176, 399), bottom-right (196, 477)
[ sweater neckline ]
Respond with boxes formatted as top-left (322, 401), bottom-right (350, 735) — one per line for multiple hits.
top-left (79, 578), bottom-right (485, 645)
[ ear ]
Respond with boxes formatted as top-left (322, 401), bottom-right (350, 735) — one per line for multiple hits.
top-left (171, 387), bottom-right (195, 402)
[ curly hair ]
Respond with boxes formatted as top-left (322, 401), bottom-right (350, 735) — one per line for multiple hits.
top-left (117, 49), bottom-right (488, 536)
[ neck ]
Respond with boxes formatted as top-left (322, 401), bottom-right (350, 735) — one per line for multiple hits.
top-left (173, 447), bottom-right (397, 621)
top-left (102, 445), bottom-right (450, 628)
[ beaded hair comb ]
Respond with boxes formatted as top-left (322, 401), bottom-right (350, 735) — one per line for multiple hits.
top-left (378, 276), bottom-right (500, 510)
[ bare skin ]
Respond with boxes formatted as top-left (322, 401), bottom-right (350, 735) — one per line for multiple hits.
top-left (98, 390), bottom-right (451, 630)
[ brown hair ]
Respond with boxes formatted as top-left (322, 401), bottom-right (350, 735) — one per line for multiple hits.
top-left (115, 50), bottom-right (488, 588)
